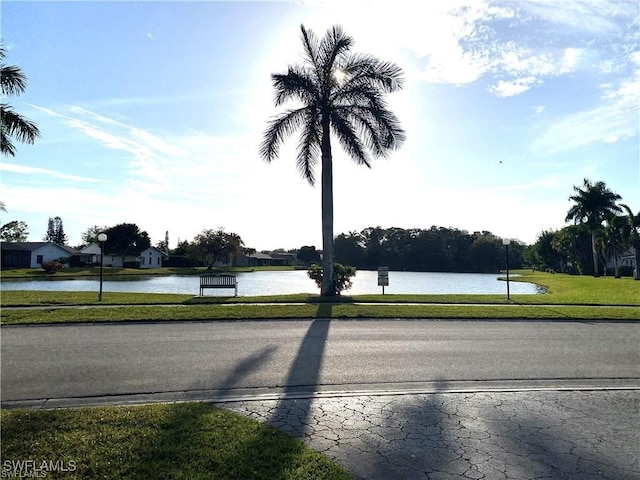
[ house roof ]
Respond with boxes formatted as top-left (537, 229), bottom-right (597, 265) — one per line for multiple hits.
top-left (139, 246), bottom-right (169, 256)
top-left (247, 252), bottom-right (273, 260)
top-left (0, 242), bottom-right (81, 254)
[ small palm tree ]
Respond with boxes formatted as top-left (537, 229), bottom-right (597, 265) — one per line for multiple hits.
top-left (260, 25), bottom-right (405, 295)
top-left (1, 45), bottom-right (40, 157)
top-left (565, 179), bottom-right (622, 277)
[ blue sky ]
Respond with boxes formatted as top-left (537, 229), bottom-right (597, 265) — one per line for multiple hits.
top-left (1, 0), bottom-right (638, 250)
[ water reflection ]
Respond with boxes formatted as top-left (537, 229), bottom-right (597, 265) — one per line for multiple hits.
top-left (1, 270), bottom-right (544, 296)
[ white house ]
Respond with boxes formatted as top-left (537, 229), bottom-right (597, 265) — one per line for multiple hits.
top-left (77, 244), bottom-right (133, 267)
top-left (138, 247), bottom-right (168, 269)
top-left (78, 243), bottom-right (101, 264)
top-left (604, 247), bottom-right (638, 276)
top-left (1, 242), bottom-right (80, 268)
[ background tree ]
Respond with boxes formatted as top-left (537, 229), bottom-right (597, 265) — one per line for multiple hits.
top-left (43, 216), bottom-right (68, 245)
top-left (80, 225), bottom-right (109, 246)
top-left (552, 225), bottom-right (592, 275)
top-left (565, 178), bottom-right (622, 277)
top-left (1, 45), bottom-right (40, 157)
top-left (523, 230), bottom-right (565, 272)
top-left (600, 213), bottom-right (626, 278)
top-left (0, 220), bottom-right (28, 242)
top-left (156, 230), bottom-right (170, 252)
top-left (620, 204), bottom-right (640, 280)
top-left (188, 228), bottom-right (244, 269)
top-left (261, 24), bottom-right (405, 296)
top-left (334, 231), bottom-right (366, 267)
top-left (297, 245), bottom-right (321, 265)
top-left (103, 223), bottom-right (151, 265)
top-left (333, 225), bottom-right (525, 273)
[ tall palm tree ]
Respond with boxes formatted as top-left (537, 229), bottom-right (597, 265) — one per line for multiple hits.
top-left (565, 178), bottom-right (622, 277)
top-left (260, 25), bottom-right (405, 295)
top-left (1, 45), bottom-right (40, 157)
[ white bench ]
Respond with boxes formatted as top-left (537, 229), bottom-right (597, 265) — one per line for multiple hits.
top-left (199, 274), bottom-right (238, 296)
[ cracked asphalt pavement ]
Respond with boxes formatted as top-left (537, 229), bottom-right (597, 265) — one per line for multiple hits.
top-left (220, 389), bottom-right (639, 480)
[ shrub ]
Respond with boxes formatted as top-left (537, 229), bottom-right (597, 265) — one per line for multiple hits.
top-left (41, 261), bottom-right (63, 274)
top-left (307, 263), bottom-right (356, 295)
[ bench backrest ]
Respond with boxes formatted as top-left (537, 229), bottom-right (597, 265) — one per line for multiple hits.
top-left (200, 274), bottom-right (237, 286)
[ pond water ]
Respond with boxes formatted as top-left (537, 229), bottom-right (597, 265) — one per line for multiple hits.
top-left (1, 270), bottom-right (544, 296)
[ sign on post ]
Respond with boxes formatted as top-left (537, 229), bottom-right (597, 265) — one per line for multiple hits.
top-left (378, 266), bottom-right (389, 294)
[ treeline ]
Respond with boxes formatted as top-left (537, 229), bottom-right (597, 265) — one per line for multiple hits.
top-left (333, 226), bottom-right (525, 273)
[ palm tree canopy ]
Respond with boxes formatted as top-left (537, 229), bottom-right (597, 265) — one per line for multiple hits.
top-left (1, 44), bottom-right (40, 156)
top-left (260, 24), bottom-right (405, 185)
top-left (565, 178), bottom-right (622, 229)
top-left (0, 46), bottom-right (28, 96)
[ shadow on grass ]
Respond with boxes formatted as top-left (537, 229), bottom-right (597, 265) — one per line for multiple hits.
top-left (221, 315), bottom-right (332, 478)
top-left (129, 326), bottom-right (345, 479)
top-left (135, 316), bottom-right (334, 478)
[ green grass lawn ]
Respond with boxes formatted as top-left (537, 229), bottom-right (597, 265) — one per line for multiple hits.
top-left (1, 270), bottom-right (638, 324)
top-left (0, 403), bottom-right (352, 480)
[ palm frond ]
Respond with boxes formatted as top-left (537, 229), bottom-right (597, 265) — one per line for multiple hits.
top-left (343, 53), bottom-right (404, 92)
top-left (329, 111), bottom-right (370, 167)
top-left (318, 25), bottom-right (352, 80)
top-left (259, 107), bottom-right (310, 162)
top-left (1, 104), bottom-right (40, 156)
top-left (299, 25), bottom-right (319, 67)
top-left (0, 45), bottom-right (29, 96)
top-left (272, 67), bottom-right (318, 107)
top-left (295, 110), bottom-right (321, 185)
top-left (1, 65), bottom-right (28, 96)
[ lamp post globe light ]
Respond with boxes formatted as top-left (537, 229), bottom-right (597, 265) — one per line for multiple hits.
top-left (502, 238), bottom-right (511, 301)
top-left (97, 233), bottom-right (107, 301)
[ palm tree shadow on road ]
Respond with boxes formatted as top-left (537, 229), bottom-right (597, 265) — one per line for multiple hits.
top-left (267, 309), bottom-right (331, 437)
top-left (220, 310), bottom-right (333, 477)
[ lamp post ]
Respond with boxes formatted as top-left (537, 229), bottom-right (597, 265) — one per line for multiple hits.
top-left (502, 238), bottom-right (511, 301)
top-left (97, 232), bottom-right (107, 301)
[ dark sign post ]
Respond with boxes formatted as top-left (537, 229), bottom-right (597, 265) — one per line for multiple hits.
top-left (378, 266), bottom-right (389, 294)
top-left (97, 232), bottom-right (107, 301)
top-left (502, 238), bottom-right (511, 301)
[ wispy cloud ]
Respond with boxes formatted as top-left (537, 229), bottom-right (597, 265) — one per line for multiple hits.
top-left (31, 104), bottom-right (191, 189)
top-left (533, 51), bottom-right (640, 154)
top-left (0, 161), bottom-right (106, 183)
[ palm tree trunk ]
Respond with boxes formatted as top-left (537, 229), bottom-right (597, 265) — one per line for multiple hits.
top-left (591, 230), bottom-right (599, 277)
top-left (320, 116), bottom-right (335, 296)
top-left (635, 242), bottom-right (640, 280)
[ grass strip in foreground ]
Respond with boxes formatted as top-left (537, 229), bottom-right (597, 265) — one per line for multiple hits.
top-left (1, 303), bottom-right (638, 325)
top-left (1, 403), bottom-right (352, 480)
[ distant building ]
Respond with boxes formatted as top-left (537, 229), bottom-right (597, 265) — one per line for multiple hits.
top-left (235, 252), bottom-right (275, 267)
top-left (604, 247), bottom-right (637, 275)
top-left (1, 242), bottom-right (80, 269)
top-left (235, 251), bottom-right (300, 267)
top-left (138, 247), bottom-right (168, 269)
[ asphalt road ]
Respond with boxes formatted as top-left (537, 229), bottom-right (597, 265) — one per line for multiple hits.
top-left (2, 319), bottom-right (639, 407)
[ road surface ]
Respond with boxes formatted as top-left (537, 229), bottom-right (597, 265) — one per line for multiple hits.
top-left (2, 319), bottom-right (638, 407)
